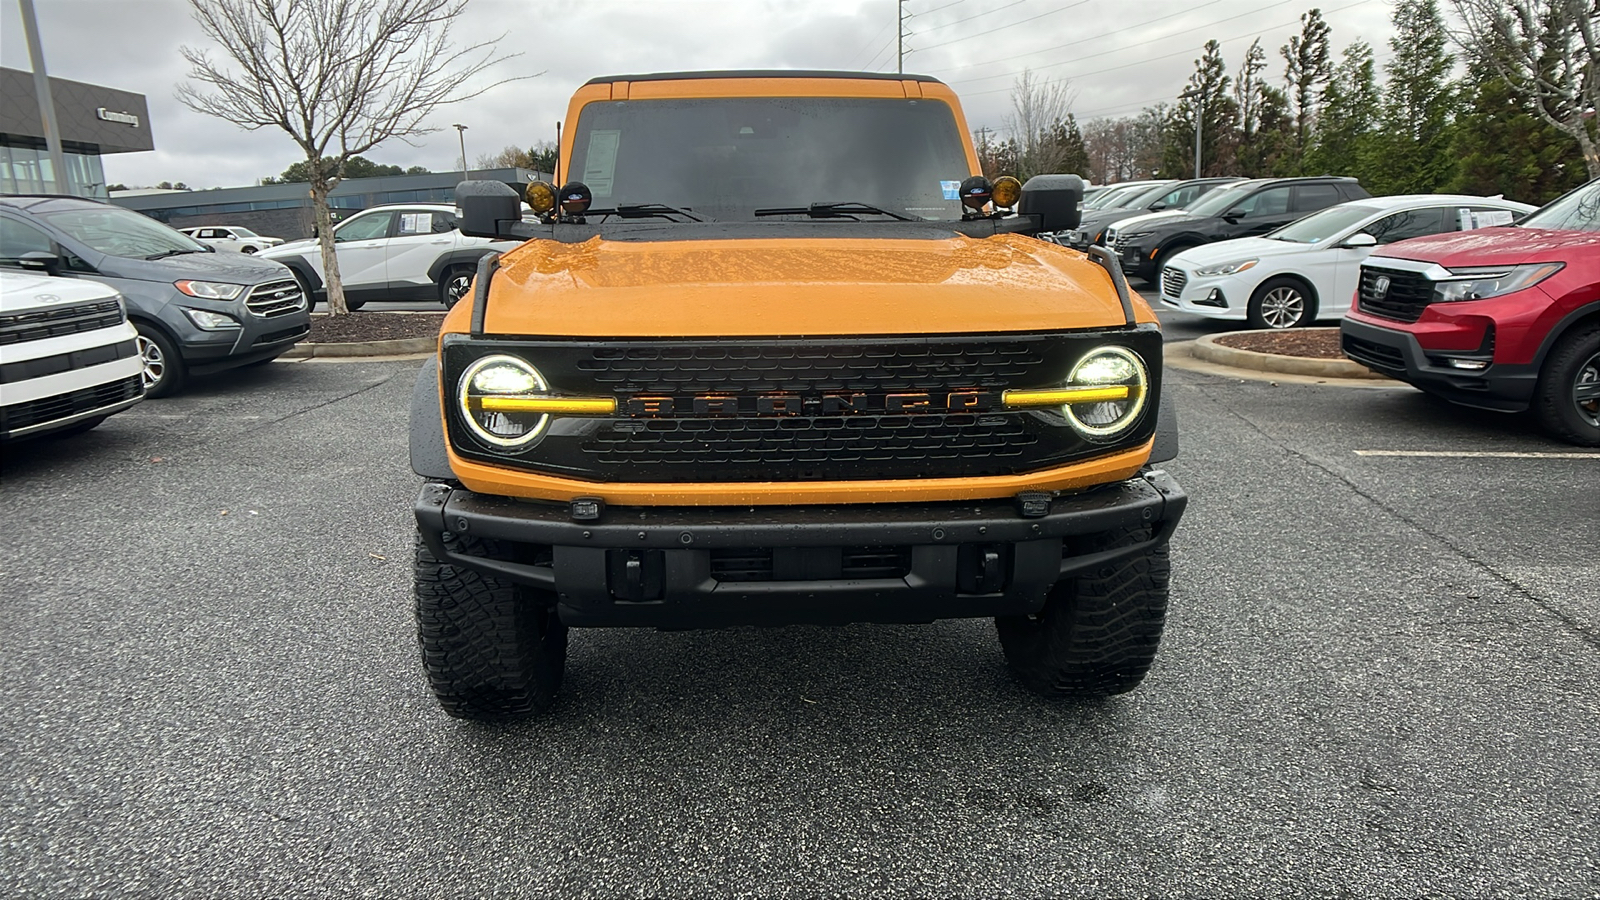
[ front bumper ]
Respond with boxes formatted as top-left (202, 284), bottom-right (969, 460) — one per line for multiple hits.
top-left (1156, 266), bottom-right (1244, 320)
top-left (1340, 316), bottom-right (1537, 412)
top-left (415, 470), bottom-right (1187, 628)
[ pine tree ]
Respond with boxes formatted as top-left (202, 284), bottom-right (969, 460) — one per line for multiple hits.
top-left (1050, 114), bottom-right (1093, 179)
top-left (1308, 40), bottom-right (1382, 182)
top-left (1450, 61), bottom-right (1588, 204)
top-left (1164, 40), bottom-right (1239, 177)
top-left (1281, 8), bottom-right (1334, 174)
top-left (1371, 0), bottom-right (1460, 194)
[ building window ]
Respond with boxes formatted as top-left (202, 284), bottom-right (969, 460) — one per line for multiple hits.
top-left (0, 141), bottom-right (109, 198)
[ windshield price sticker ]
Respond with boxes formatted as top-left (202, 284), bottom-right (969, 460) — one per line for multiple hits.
top-left (1459, 209), bottom-right (1515, 230)
top-left (584, 130), bottom-right (621, 198)
top-left (940, 180), bottom-right (961, 200)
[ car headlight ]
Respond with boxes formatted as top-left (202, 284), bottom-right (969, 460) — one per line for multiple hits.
top-left (1194, 258), bottom-right (1258, 277)
top-left (1432, 263), bottom-right (1564, 303)
top-left (1002, 346), bottom-right (1150, 441)
top-left (457, 355), bottom-right (617, 449)
top-left (174, 280), bottom-right (246, 300)
top-left (182, 308), bottom-right (240, 330)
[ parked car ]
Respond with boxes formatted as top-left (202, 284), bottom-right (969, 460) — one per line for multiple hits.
top-left (258, 203), bottom-right (516, 310)
top-left (1061, 177), bottom-right (1243, 250)
top-left (0, 195), bottom-right (310, 397)
top-left (1105, 176), bottom-right (1372, 282)
top-left (1341, 178), bottom-right (1600, 446)
top-left (177, 225), bottom-right (284, 254)
top-left (1, 270), bottom-right (144, 439)
top-left (1159, 194), bottom-right (1536, 328)
top-left (1082, 180), bottom-right (1171, 212)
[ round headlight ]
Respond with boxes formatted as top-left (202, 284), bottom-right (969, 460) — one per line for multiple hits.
top-left (458, 355), bottom-right (551, 448)
top-left (1063, 347), bottom-right (1148, 439)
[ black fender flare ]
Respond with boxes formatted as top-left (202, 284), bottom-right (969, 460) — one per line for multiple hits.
top-left (1149, 384), bottom-right (1179, 464)
top-left (279, 257), bottom-right (324, 296)
top-left (1529, 300), bottom-right (1600, 371)
top-left (428, 248), bottom-right (499, 286)
top-left (410, 357), bottom-right (454, 480)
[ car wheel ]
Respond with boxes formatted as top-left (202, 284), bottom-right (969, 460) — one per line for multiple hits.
top-left (1248, 277), bottom-right (1316, 329)
top-left (995, 525), bottom-right (1170, 697)
top-left (414, 530), bottom-right (568, 720)
top-left (1532, 322), bottom-right (1600, 447)
top-left (241, 246), bottom-right (258, 254)
top-left (440, 265), bottom-right (474, 309)
top-left (134, 324), bottom-right (187, 398)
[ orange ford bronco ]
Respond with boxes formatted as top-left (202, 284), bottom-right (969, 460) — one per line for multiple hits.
top-left (409, 71), bottom-right (1185, 720)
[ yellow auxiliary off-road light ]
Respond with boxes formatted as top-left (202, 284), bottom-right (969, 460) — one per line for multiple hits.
top-left (458, 355), bottom-right (613, 449)
top-left (525, 181), bottom-right (557, 215)
top-left (991, 175), bottom-right (1022, 209)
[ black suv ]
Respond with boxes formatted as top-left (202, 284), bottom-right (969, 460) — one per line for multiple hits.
top-left (1106, 176), bottom-right (1370, 282)
top-left (1063, 177), bottom-right (1244, 251)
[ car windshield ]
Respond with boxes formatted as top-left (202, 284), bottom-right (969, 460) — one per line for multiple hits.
top-left (1183, 182), bottom-right (1261, 218)
top-left (1117, 183), bottom-right (1179, 210)
top-left (230, 227), bottom-right (259, 237)
top-left (568, 96), bottom-right (973, 221)
top-left (1520, 180), bottom-right (1600, 232)
top-left (1086, 185), bottom-right (1144, 210)
top-left (1268, 203), bottom-right (1383, 243)
top-left (38, 205), bottom-right (209, 258)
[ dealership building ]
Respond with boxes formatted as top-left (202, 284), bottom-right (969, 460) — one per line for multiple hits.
top-left (0, 66), bottom-right (152, 198)
top-left (111, 167), bottom-right (547, 240)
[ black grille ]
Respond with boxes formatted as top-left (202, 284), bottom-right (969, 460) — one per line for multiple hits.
top-left (245, 280), bottom-right (304, 317)
top-left (1342, 334), bottom-right (1405, 373)
top-left (1358, 267), bottom-right (1434, 323)
top-left (0, 374), bottom-right (142, 433)
top-left (1160, 267), bottom-right (1187, 299)
top-left (442, 331), bottom-right (1163, 483)
top-left (708, 546), bottom-right (913, 582)
top-left (0, 300), bottom-right (124, 346)
top-left (254, 323), bottom-right (310, 346)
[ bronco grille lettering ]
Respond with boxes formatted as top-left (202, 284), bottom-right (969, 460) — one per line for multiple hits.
top-left (622, 390), bottom-right (1001, 417)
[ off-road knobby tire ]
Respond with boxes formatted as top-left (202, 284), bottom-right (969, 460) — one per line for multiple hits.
top-left (1532, 321), bottom-right (1600, 447)
top-left (995, 525), bottom-right (1170, 697)
top-left (414, 531), bottom-right (568, 720)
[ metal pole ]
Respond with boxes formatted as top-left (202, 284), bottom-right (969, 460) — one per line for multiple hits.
top-left (897, 0), bottom-right (905, 74)
top-left (453, 124), bottom-right (469, 180)
top-left (1193, 96), bottom-right (1203, 177)
top-left (18, 0), bottom-right (70, 194)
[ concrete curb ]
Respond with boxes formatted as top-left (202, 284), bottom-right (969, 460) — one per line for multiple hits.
top-left (1191, 329), bottom-right (1387, 379)
top-left (280, 337), bottom-right (436, 359)
top-left (1166, 341), bottom-right (1405, 390)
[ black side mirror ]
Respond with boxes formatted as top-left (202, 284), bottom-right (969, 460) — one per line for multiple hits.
top-left (1018, 174), bottom-right (1084, 234)
top-left (1222, 212), bottom-right (1242, 224)
top-left (18, 250), bottom-right (61, 276)
top-left (456, 180), bottom-right (523, 239)
top-left (1149, 201), bottom-right (1168, 211)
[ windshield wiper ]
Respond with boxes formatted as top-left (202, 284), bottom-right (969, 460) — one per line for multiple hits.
top-left (754, 202), bottom-right (919, 222)
top-left (144, 248), bottom-right (205, 260)
top-left (589, 203), bottom-right (704, 222)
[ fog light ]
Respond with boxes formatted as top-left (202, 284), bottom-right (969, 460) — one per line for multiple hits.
top-left (1444, 358), bottom-right (1489, 371)
top-left (1194, 288), bottom-right (1228, 309)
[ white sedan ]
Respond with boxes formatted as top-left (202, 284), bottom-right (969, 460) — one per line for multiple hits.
top-left (177, 225), bottom-right (284, 254)
top-left (1156, 194), bottom-right (1536, 328)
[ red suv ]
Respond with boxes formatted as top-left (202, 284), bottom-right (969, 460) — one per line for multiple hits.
top-left (1341, 179), bottom-right (1600, 445)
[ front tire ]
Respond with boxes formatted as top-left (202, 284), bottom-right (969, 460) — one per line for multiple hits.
top-left (414, 531), bottom-right (568, 720)
top-left (1533, 322), bottom-right (1600, 447)
top-left (440, 265), bottom-right (474, 309)
top-left (1248, 277), bottom-right (1316, 329)
top-left (995, 526), bottom-right (1170, 697)
top-left (135, 324), bottom-right (187, 398)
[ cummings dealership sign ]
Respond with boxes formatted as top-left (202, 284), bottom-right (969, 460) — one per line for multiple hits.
top-left (95, 108), bottom-right (140, 127)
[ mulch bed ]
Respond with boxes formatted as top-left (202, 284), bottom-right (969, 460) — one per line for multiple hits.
top-left (308, 312), bottom-right (446, 343)
top-left (1213, 328), bottom-right (1344, 359)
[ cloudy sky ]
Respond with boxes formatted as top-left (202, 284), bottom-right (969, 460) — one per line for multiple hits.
top-left (1, 0), bottom-right (1404, 189)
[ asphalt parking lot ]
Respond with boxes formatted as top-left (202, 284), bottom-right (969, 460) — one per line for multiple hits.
top-left (3, 318), bottom-right (1597, 897)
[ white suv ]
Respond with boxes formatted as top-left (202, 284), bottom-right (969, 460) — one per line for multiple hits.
top-left (258, 204), bottom-right (516, 310)
top-left (177, 226), bottom-right (284, 254)
top-left (1, 271), bottom-right (144, 439)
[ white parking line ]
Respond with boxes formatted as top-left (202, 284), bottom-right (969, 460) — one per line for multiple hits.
top-left (1354, 450), bottom-right (1600, 459)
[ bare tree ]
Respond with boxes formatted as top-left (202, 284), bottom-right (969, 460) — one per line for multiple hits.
top-left (177, 0), bottom-right (526, 314)
top-left (1004, 69), bottom-right (1078, 179)
top-left (1449, 0), bottom-right (1600, 178)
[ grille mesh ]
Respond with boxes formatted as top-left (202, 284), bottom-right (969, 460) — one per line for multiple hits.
top-left (1358, 267), bottom-right (1434, 323)
top-left (0, 300), bottom-right (124, 346)
top-left (1160, 267), bottom-right (1187, 299)
top-left (0, 374), bottom-right (141, 433)
top-left (245, 280), bottom-right (304, 318)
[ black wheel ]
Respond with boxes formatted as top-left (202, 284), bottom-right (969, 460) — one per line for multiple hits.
top-left (134, 323), bottom-right (187, 398)
top-left (440, 265), bottom-right (474, 309)
top-left (414, 530), bottom-right (568, 720)
top-left (995, 525), bottom-right (1170, 697)
top-left (1147, 245), bottom-right (1190, 284)
top-left (241, 246), bottom-right (258, 254)
top-left (1247, 276), bottom-right (1316, 329)
top-left (1533, 322), bottom-right (1600, 447)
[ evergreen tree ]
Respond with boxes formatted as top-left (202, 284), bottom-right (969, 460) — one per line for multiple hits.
top-left (1164, 40), bottom-right (1239, 177)
top-left (1049, 114), bottom-right (1093, 179)
top-left (1234, 39), bottom-right (1271, 175)
top-left (1449, 61), bottom-right (1588, 204)
top-left (1281, 8), bottom-right (1334, 174)
top-left (1371, 0), bottom-right (1460, 194)
top-left (1308, 40), bottom-right (1382, 181)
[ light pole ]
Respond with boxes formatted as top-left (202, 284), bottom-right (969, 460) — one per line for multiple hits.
top-left (453, 124), bottom-right (469, 180)
top-left (1180, 87), bottom-right (1203, 177)
top-left (18, 0), bottom-right (69, 194)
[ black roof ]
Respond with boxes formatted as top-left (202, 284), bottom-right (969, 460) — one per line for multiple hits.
top-left (584, 70), bottom-right (945, 86)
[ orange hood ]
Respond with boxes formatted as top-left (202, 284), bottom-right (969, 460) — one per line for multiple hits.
top-left (456, 232), bottom-right (1155, 338)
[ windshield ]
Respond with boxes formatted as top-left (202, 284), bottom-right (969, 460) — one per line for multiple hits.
top-left (1268, 203), bottom-right (1382, 243)
top-left (1086, 185), bottom-right (1144, 210)
top-left (1116, 183), bottom-right (1179, 210)
top-left (568, 96), bottom-right (973, 221)
top-left (230, 227), bottom-right (259, 237)
top-left (39, 205), bottom-right (209, 258)
top-left (1520, 180), bottom-right (1600, 232)
top-left (1183, 182), bottom-right (1261, 218)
